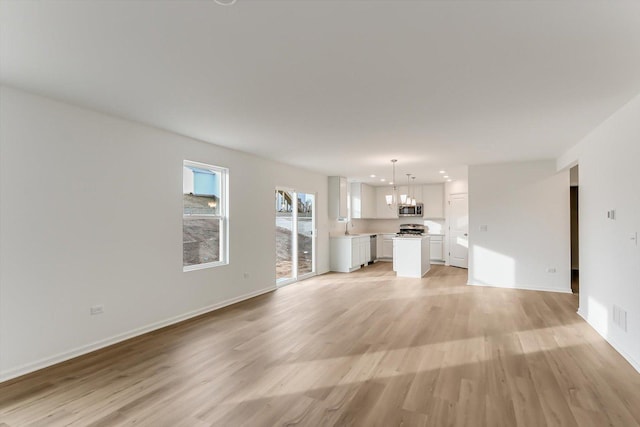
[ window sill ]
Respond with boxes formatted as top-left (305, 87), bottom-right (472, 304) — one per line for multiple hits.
top-left (183, 260), bottom-right (228, 272)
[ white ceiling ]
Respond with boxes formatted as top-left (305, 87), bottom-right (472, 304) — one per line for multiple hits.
top-left (3, 1), bottom-right (640, 185)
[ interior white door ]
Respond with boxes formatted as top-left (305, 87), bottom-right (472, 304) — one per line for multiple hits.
top-left (449, 193), bottom-right (469, 269)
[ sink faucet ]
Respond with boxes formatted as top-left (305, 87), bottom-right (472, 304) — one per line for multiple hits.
top-left (344, 221), bottom-right (351, 235)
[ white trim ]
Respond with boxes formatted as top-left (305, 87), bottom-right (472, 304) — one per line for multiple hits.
top-left (297, 272), bottom-right (317, 281)
top-left (183, 259), bottom-right (227, 272)
top-left (183, 214), bottom-right (223, 219)
top-left (183, 159), bottom-right (229, 268)
top-left (467, 282), bottom-right (573, 294)
top-left (276, 277), bottom-right (297, 287)
top-left (577, 310), bottom-right (640, 374)
top-left (0, 285), bottom-right (276, 383)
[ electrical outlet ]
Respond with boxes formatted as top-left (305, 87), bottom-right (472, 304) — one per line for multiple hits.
top-left (243, 272), bottom-right (250, 279)
top-left (480, 225), bottom-right (488, 232)
top-left (90, 305), bottom-right (104, 316)
top-left (546, 267), bottom-right (557, 273)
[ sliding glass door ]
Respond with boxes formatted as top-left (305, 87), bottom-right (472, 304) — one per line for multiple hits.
top-left (275, 189), bottom-right (295, 283)
top-left (296, 192), bottom-right (315, 278)
top-left (275, 188), bottom-right (315, 286)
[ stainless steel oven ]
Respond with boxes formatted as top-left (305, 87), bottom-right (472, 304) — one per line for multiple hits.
top-left (398, 203), bottom-right (423, 217)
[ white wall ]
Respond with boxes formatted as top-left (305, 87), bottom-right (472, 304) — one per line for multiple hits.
top-left (445, 179), bottom-right (468, 197)
top-left (0, 86), bottom-right (330, 381)
top-left (559, 91), bottom-right (640, 372)
top-left (468, 161), bottom-right (571, 293)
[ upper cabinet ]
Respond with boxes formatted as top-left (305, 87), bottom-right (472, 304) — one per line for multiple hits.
top-left (422, 183), bottom-right (444, 218)
top-left (328, 176), bottom-right (348, 220)
top-left (350, 183), bottom-right (376, 219)
top-left (332, 179), bottom-right (443, 220)
top-left (375, 186), bottom-right (398, 218)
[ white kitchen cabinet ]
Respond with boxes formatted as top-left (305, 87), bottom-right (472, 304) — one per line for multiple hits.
top-left (392, 239), bottom-right (397, 271)
top-left (350, 239), bottom-right (360, 269)
top-left (422, 184), bottom-right (444, 218)
top-left (429, 235), bottom-right (444, 261)
top-left (350, 183), bottom-right (376, 219)
top-left (328, 176), bottom-right (348, 220)
top-left (359, 236), bottom-right (370, 266)
top-left (393, 236), bottom-right (431, 278)
top-left (375, 186), bottom-right (398, 219)
top-left (330, 236), bottom-right (370, 272)
top-left (382, 234), bottom-right (394, 259)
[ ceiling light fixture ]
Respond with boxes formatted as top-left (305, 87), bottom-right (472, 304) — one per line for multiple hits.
top-left (439, 170), bottom-right (446, 174)
top-left (444, 175), bottom-right (449, 179)
top-left (214, 0), bottom-right (237, 5)
top-left (370, 174), bottom-right (376, 178)
top-left (380, 178), bottom-right (386, 182)
top-left (385, 159), bottom-right (398, 207)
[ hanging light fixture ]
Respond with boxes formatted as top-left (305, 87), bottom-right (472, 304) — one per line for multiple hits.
top-left (385, 159), bottom-right (398, 207)
top-left (411, 176), bottom-right (417, 206)
top-left (401, 173), bottom-right (411, 206)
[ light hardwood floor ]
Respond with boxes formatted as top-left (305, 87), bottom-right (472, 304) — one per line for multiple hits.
top-left (1, 264), bottom-right (640, 426)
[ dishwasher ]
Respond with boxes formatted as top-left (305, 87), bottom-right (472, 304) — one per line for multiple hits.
top-left (369, 234), bottom-right (377, 264)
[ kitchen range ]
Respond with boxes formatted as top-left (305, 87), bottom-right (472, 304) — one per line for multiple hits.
top-left (396, 223), bottom-right (426, 237)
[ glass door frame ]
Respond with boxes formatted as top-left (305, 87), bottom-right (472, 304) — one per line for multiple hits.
top-left (275, 187), bottom-right (316, 287)
top-left (296, 191), bottom-right (316, 282)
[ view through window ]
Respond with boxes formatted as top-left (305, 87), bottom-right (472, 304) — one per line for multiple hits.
top-left (183, 161), bottom-right (228, 270)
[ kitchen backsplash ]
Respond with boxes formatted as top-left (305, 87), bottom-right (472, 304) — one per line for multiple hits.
top-left (329, 219), bottom-right (370, 236)
top-left (423, 220), bottom-right (445, 234)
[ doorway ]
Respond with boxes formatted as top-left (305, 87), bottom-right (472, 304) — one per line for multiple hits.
top-left (449, 193), bottom-right (469, 269)
top-left (275, 188), bottom-right (316, 286)
top-left (570, 165), bottom-right (579, 293)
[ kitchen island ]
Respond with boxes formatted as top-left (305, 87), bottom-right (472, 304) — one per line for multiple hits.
top-left (393, 235), bottom-right (431, 278)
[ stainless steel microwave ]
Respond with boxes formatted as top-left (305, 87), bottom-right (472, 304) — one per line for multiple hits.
top-left (398, 203), bottom-right (423, 217)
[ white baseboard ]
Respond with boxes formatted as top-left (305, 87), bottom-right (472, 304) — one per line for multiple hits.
top-left (0, 286), bottom-right (276, 383)
top-left (576, 310), bottom-right (640, 374)
top-left (467, 281), bottom-right (573, 294)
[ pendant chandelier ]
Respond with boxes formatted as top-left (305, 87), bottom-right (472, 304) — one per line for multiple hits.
top-left (411, 176), bottom-right (417, 206)
top-left (385, 159), bottom-right (398, 207)
top-left (400, 173), bottom-right (413, 206)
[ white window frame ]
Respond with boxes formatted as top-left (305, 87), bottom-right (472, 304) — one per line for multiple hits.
top-left (183, 160), bottom-right (229, 272)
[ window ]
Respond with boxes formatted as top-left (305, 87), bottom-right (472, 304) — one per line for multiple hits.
top-left (183, 160), bottom-right (228, 271)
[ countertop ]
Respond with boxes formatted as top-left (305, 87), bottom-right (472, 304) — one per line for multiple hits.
top-left (331, 232), bottom-right (444, 238)
top-left (330, 233), bottom-right (377, 239)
